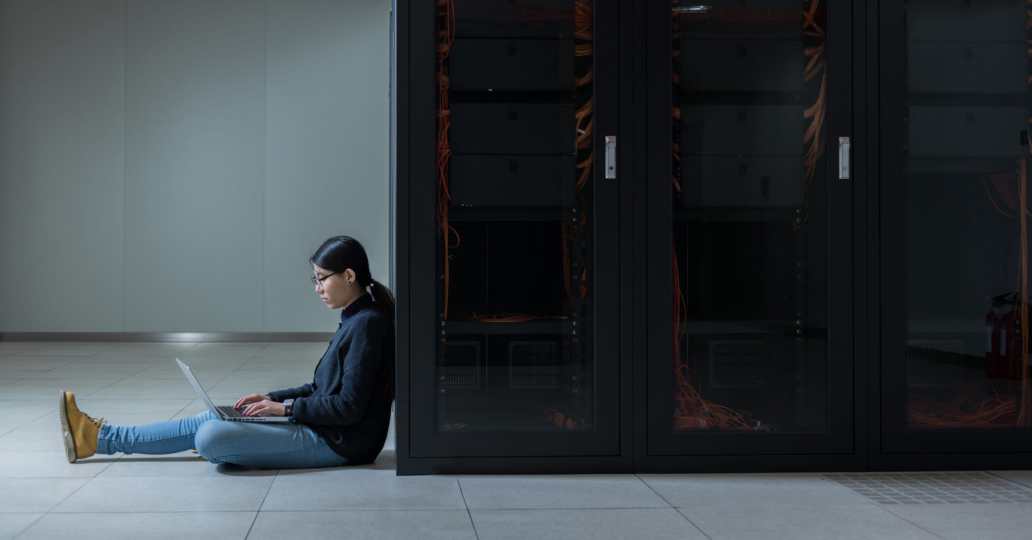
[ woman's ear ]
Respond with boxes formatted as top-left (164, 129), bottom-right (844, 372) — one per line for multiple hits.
top-left (343, 268), bottom-right (357, 284)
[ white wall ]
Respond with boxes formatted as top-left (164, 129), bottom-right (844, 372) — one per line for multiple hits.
top-left (0, 0), bottom-right (390, 332)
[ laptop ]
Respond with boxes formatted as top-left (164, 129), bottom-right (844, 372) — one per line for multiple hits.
top-left (176, 358), bottom-right (289, 423)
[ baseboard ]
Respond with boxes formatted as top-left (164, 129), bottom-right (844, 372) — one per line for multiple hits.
top-left (0, 332), bottom-right (334, 342)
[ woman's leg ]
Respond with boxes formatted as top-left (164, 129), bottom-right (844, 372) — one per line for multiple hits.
top-left (193, 420), bottom-right (349, 469)
top-left (96, 410), bottom-right (219, 455)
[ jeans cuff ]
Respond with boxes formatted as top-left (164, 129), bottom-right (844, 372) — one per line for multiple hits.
top-left (96, 423), bottom-right (113, 455)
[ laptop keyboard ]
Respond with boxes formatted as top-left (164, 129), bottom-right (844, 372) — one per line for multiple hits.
top-left (218, 406), bottom-right (243, 418)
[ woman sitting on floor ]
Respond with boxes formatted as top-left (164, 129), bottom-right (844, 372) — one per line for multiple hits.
top-left (58, 236), bottom-right (395, 469)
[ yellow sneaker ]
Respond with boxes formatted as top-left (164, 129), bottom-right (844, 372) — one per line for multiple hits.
top-left (58, 391), bottom-right (105, 463)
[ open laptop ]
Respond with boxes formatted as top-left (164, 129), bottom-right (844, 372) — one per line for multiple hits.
top-left (176, 358), bottom-right (289, 423)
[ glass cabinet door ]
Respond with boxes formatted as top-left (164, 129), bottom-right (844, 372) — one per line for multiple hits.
top-left (645, 0), bottom-right (853, 455)
top-left (881, 0), bottom-right (1032, 453)
top-left (409, 0), bottom-right (620, 457)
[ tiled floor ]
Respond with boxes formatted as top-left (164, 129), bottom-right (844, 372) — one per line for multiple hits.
top-left (0, 341), bottom-right (1029, 539)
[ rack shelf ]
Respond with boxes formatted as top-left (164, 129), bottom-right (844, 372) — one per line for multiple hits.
top-left (906, 93), bottom-right (1025, 107)
top-left (683, 320), bottom-right (827, 339)
top-left (678, 91), bottom-right (804, 106)
top-left (443, 319), bottom-right (572, 336)
top-left (674, 206), bottom-right (800, 224)
top-left (448, 206), bottom-right (567, 222)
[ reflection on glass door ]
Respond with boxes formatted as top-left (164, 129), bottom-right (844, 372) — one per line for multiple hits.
top-left (666, 0), bottom-right (832, 435)
top-left (896, 0), bottom-right (1032, 432)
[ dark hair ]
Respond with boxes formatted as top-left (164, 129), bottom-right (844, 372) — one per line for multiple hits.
top-left (310, 236), bottom-right (396, 321)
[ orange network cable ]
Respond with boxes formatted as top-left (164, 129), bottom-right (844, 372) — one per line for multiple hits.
top-left (910, 395), bottom-right (1018, 428)
top-left (438, 2), bottom-right (590, 326)
top-left (436, 0), bottom-right (457, 320)
top-left (564, 0), bottom-right (594, 305)
top-left (802, 0), bottom-right (826, 191)
top-left (547, 0), bottom-right (594, 431)
top-left (671, 243), bottom-right (756, 430)
top-left (669, 3), bottom-right (759, 431)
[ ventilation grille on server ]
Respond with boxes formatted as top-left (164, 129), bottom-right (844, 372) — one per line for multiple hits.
top-left (440, 340), bottom-right (482, 390)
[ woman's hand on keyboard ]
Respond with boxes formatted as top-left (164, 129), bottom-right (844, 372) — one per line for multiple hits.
top-left (234, 393), bottom-right (271, 411)
top-left (241, 399), bottom-right (286, 417)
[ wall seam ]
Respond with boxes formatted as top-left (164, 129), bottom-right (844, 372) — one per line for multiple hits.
top-left (121, 0), bottom-right (129, 332)
top-left (262, 0), bottom-right (268, 332)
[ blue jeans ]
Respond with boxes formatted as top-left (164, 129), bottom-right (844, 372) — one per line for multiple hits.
top-left (96, 410), bottom-right (349, 469)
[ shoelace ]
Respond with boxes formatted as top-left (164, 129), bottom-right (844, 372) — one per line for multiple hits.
top-left (84, 412), bottom-right (105, 427)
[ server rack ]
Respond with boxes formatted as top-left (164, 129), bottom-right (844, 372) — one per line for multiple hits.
top-left (394, 0), bottom-right (1032, 474)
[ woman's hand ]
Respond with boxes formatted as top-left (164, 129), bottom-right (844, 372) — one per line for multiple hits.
top-left (241, 399), bottom-right (287, 417)
top-left (234, 393), bottom-right (271, 410)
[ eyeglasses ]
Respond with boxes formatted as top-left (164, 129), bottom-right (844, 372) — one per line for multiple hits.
top-left (310, 271), bottom-right (339, 286)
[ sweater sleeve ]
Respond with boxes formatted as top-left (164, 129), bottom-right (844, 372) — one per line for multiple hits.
top-left (292, 315), bottom-right (383, 427)
top-left (266, 383), bottom-right (315, 402)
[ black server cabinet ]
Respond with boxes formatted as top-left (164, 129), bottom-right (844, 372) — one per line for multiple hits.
top-left (394, 0), bottom-right (628, 474)
top-left (873, 0), bottom-right (1032, 468)
top-left (396, 0), bottom-right (863, 475)
top-left (633, 0), bottom-right (860, 472)
top-left (395, 0), bottom-right (1032, 474)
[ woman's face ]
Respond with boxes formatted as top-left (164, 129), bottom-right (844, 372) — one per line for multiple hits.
top-left (313, 264), bottom-right (356, 309)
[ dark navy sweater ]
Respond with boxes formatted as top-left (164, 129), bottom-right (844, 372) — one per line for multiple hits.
top-left (267, 292), bottom-right (395, 464)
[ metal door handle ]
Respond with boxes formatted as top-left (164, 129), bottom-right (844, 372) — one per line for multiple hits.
top-left (838, 136), bottom-right (851, 180)
top-left (605, 136), bottom-right (617, 180)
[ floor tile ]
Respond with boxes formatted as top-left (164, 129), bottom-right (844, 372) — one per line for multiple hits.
top-left (0, 513), bottom-right (42, 539)
top-left (134, 361), bottom-right (247, 381)
top-left (369, 449), bottom-right (397, 470)
top-left (0, 478), bottom-right (89, 513)
top-left (882, 502), bottom-right (1032, 540)
top-left (252, 342), bottom-right (328, 355)
top-left (190, 343), bottom-right (268, 358)
top-left (639, 473), bottom-right (869, 507)
top-left (0, 364), bottom-right (62, 378)
top-left (52, 476), bottom-right (275, 513)
top-left (249, 509), bottom-right (475, 540)
top-left (92, 377), bottom-right (207, 399)
top-left (0, 413), bottom-right (164, 452)
top-left (0, 422), bottom-right (73, 452)
top-left (263, 468), bottom-right (465, 510)
top-left (0, 356), bottom-right (77, 368)
top-left (8, 343), bottom-right (103, 357)
top-left (679, 502), bottom-right (940, 540)
top-left (0, 342), bottom-right (36, 354)
top-left (98, 343), bottom-right (200, 355)
top-left (0, 408), bottom-right (53, 437)
top-left (460, 475), bottom-right (668, 509)
top-left (3, 362), bottom-right (149, 379)
top-left (0, 404), bottom-right (51, 434)
top-left (98, 456), bottom-right (278, 478)
top-left (472, 508), bottom-right (707, 540)
top-left (991, 470), bottom-right (1032, 489)
top-left (58, 398), bottom-right (193, 418)
top-left (18, 511), bottom-right (256, 540)
top-left (0, 451), bottom-right (110, 478)
top-left (170, 400), bottom-right (212, 419)
top-left (207, 374), bottom-right (310, 394)
top-left (0, 379), bottom-right (115, 401)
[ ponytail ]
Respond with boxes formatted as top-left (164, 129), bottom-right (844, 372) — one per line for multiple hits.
top-left (366, 279), bottom-right (396, 322)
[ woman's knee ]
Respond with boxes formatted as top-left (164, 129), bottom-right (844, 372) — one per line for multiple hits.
top-left (194, 420), bottom-right (234, 462)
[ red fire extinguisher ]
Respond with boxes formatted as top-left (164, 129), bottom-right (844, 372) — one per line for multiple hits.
top-left (986, 292), bottom-right (1026, 380)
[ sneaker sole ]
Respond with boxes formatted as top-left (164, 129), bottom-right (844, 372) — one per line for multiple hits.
top-left (58, 391), bottom-right (77, 463)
